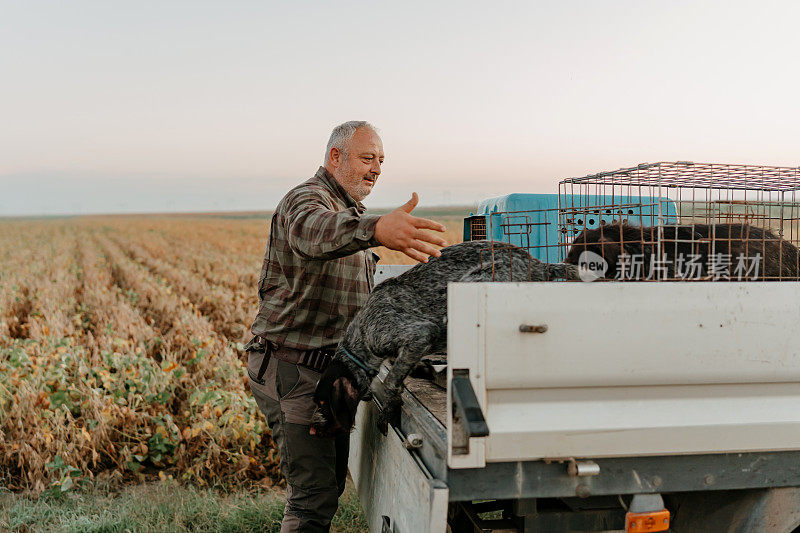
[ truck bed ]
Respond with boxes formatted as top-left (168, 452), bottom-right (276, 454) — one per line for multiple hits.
top-left (351, 279), bottom-right (800, 531)
top-left (405, 376), bottom-right (446, 426)
top-left (365, 362), bottom-right (800, 506)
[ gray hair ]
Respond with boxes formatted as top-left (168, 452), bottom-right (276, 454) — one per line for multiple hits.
top-left (324, 121), bottom-right (378, 164)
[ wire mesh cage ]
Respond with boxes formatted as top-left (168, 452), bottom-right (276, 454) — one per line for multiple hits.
top-left (558, 162), bottom-right (800, 281)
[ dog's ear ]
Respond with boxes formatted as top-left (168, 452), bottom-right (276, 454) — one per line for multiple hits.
top-left (566, 227), bottom-right (598, 264)
top-left (314, 361), bottom-right (354, 405)
top-left (313, 369), bottom-right (334, 406)
top-left (331, 377), bottom-right (360, 431)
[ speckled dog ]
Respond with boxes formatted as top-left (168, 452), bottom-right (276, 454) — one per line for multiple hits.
top-left (311, 240), bottom-right (581, 437)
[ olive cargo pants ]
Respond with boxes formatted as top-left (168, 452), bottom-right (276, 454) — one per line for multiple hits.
top-left (248, 349), bottom-right (349, 533)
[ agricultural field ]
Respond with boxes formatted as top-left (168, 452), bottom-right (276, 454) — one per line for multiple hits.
top-left (0, 209), bottom-right (466, 506)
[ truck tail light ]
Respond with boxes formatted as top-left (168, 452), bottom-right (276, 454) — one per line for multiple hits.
top-left (625, 509), bottom-right (670, 532)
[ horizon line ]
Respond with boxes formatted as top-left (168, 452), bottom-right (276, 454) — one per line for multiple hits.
top-left (0, 203), bottom-right (479, 220)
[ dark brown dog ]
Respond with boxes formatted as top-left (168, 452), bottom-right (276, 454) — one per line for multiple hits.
top-left (565, 222), bottom-right (799, 280)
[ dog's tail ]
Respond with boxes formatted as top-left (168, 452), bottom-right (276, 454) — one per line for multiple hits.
top-left (545, 263), bottom-right (583, 281)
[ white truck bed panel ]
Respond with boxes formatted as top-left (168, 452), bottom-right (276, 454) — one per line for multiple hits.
top-left (482, 282), bottom-right (800, 389)
top-left (447, 282), bottom-right (800, 468)
top-left (349, 397), bottom-right (448, 532)
top-left (485, 383), bottom-right (800, 461)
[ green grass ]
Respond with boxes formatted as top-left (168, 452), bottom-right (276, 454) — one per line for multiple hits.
top-left (0, 481), bottom-right (368, 532)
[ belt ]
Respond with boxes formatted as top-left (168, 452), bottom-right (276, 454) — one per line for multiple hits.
top-left (251, 336), bottom-right (335, 385)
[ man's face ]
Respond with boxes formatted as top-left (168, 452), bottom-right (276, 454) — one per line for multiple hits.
top-left (330, 128), bottom-right (384, 202)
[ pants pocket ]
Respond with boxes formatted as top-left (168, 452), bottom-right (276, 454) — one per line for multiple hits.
top-left (247, 352), bottom-right (278, 401)
top-left (276, 359), bottom-right (301, 399)
top-left (279, 364), bottom-right (323, 425)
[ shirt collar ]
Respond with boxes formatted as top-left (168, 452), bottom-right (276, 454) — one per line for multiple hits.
top-left (315, 166), bottom-right (366, 213)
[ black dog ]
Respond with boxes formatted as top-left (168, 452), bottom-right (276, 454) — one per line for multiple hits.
top-left (310, 240), bottom-right (581, 437)
top-left (565, 222), bottom-right (799, 281)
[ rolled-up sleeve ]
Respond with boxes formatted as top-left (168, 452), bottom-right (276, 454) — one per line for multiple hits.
top-left (283, 190), bottom-right (381, 260)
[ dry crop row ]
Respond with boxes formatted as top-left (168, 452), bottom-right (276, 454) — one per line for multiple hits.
top-left (0, 214), bottom-right (462, 494)
top-left (0, 221), bottom-right (276, 494)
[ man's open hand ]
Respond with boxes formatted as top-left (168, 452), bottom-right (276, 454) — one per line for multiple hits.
top-left (374, 193), bottom-right (447, 263)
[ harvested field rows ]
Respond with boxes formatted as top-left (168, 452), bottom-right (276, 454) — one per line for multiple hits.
top-left (0, 213), bottom-right (465, 494)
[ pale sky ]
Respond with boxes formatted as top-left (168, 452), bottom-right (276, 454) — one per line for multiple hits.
top-left (1, 1), bottom-right (799, 215)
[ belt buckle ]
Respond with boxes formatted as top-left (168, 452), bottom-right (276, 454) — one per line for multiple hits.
top-left (243, 336), bottom-right (266, 353)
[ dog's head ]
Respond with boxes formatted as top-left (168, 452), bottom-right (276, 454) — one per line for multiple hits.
top-left (566, 223), bottom-right (655, 279)
top-left (566, 226), bottom-right (622, 278)
top-left (310, 361), bottom-right (361, 437)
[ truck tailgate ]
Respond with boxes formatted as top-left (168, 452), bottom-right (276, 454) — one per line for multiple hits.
top-left (447, 282), bottom-right (800, 468)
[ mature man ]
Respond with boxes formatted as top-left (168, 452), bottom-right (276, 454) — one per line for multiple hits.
top-left (246, 121), bottom-right (447, 532)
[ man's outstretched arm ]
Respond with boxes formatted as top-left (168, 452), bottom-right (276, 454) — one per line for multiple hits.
top-left (285, 191), bottom-right (447, 262)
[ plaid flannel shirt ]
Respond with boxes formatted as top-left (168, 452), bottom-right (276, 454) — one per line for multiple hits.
top-left (250, 166), bottom-right (381, 350)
